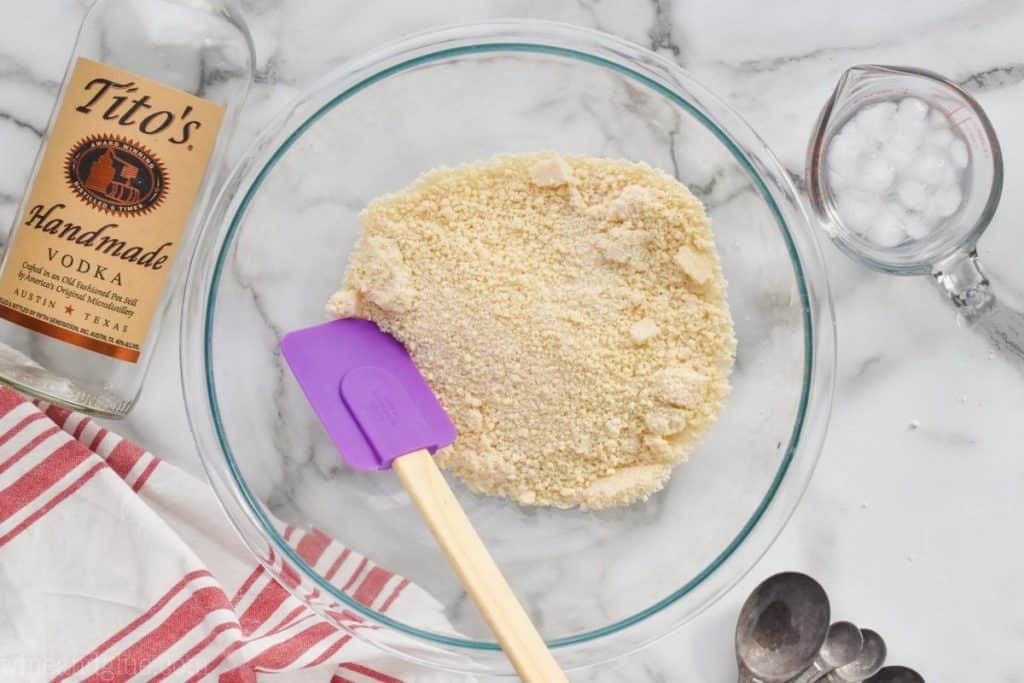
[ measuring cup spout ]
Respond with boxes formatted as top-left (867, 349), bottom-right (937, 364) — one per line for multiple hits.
top-left (833, 65), bottom-right (890, 100)
top-left (806, 66), bottom-right (894, 221)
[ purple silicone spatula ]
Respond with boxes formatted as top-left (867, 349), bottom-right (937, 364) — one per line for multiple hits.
top-left (281, 318), bottom-right (566, 683)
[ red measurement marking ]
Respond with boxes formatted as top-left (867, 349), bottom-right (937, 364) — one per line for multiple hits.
top-left (944, 104), bottom-right (965, 119)
top-left (950, 116), bottom-right (974, 128)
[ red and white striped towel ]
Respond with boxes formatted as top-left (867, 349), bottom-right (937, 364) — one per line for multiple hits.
top-left (0, 388), bottom-right (463, 682)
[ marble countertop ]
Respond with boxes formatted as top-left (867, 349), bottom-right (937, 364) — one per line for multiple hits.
top-left (2, 1), bottom-right (1023, 680)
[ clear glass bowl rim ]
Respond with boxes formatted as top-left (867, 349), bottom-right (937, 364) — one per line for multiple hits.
top-left (180, 18), bottom-right (836, 670)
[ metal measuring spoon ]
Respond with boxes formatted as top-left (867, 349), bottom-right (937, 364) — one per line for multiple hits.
top-left (824, 629), bottom-right (887, 682)
top-left (790, 621), bottom-right (864, 683)
top-left (735, 573), bottom-right (831, 682)
top-left (807, 65), bottom-right (1024, 375)
top-left (865, 666), bottom-right (925, 683)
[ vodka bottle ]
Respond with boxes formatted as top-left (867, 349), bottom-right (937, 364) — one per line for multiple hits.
top-left (0, 0), bottom-right (253, 416)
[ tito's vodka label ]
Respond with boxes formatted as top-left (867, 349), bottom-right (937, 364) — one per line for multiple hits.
top-left (0, 58), bottom-right (224, 362)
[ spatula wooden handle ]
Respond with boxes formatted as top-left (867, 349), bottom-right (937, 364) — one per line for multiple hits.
top-left (393, 449), bottom-right (567, 683)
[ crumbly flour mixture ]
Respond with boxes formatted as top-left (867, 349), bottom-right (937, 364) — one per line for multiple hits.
top-left (328, 153), bottom-right (735, 509)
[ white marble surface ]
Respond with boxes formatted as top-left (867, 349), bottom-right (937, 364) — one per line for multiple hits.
top-left (3, 1), bottom-right (1024, 680)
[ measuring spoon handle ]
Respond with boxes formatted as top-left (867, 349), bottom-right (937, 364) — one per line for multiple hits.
top-left (790, 660), bottom-right (829, 683)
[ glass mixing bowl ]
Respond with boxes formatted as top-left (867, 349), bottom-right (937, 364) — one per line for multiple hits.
top-left (180, 21), bottom-right (835, 676)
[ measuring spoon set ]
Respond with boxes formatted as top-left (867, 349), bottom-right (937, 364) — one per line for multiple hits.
top-left (735, 573), bottom-right (923, 683)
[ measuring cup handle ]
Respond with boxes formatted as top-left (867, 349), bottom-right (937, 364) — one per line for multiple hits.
top-left (933, 250), bottom-right (1024, 371)
top-left (972, 297), bottom-right (1024, 364)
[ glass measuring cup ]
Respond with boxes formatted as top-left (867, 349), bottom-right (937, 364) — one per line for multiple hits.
top-left (807, 65), bottom-right (1024, 366)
